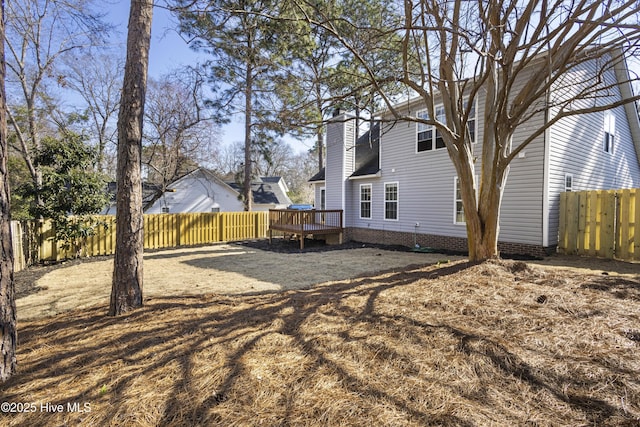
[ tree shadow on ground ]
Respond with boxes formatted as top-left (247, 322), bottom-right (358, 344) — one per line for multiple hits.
top-left (580, 275), bottom-right (640, 301)
top-left (2, 261), bottom-right (638, 426)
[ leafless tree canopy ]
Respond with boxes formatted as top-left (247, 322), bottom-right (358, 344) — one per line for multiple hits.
top-left (143, 68), bottom-right (220, 191)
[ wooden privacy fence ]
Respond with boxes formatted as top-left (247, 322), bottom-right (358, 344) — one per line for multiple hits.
top-left (16, 211), bottom-right (268, 265)
top-left (558, 189), bottom-right (640, 260)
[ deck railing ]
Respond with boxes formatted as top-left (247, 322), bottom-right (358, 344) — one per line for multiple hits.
top-left (268, 209), bottom-right (343, 249)
top-left (268, 209), bottom-right (343, 232)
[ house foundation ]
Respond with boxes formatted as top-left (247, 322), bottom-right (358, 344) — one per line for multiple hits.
top-left (346, 227), bottom-right (554, 258)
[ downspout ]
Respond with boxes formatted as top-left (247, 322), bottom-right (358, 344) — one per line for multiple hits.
top-left (542, 81), bottom-right (551, 249)
top-left (341, 119), bottom-right (347, 216)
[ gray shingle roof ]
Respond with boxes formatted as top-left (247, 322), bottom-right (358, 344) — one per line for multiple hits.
top-left (308, 122), bottom-right (380, 182)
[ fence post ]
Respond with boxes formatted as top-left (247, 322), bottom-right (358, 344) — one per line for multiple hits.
top-left (600, 190), bottom-right (616, 259)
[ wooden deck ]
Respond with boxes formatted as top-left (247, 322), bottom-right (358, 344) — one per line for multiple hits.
top-left (268, 209), bottom-right (343, 249)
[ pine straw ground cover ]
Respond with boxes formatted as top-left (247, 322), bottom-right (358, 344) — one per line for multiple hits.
top-left (1, 259), bottom-right (639, 426)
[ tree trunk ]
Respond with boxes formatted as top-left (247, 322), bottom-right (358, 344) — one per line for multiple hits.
top-left (243, 62), bottom-right (253, 212)
top-left (0, 0), bottom-right (17, 381)
top-left (451, 128), bottom-right (509, 262)
top-left (460, 156), bottom-right (509, 262)
top-left (315, 93), bottom-right (324, 172)
top-left (316, 128), bottom-right (324, 172)
top-left (109, 0), bottom-right (153, 316)
top-left (465, 186), bottom-right (503, 262)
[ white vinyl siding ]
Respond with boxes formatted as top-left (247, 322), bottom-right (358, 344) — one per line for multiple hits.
top-left (546, 57), bottom-right (640, 246)
top-left (369, 65), bottom-right (546, 246)
top-left (344, 54), bottom-right (639, 250)
top-left (324, 116), bottom-right (355, 211)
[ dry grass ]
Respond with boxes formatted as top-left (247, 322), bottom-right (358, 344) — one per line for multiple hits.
top-left (16, 243), bottom-right (454, 320)
top-left (2, 257), bottom-right (639, 426)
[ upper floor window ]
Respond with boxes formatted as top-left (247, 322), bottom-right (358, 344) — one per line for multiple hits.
top-left (417, 100), bottom-right (476, 153)
top-left (360, 184), bottom-right (372, 219)
top-left (384, 182), bottom-right (398, 220)
top-left (417, 106), bottom-right (445, 152)
top-left (603, 112), bottom-right (615, 154)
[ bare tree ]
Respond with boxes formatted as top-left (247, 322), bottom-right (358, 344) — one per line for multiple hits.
top-left (63, 52), bottom-right (124, 175)
top-left (3, 0), bottom-right (110, 194)
top-left (143, 68), bottom-right (220, 192)
top-left (109, 0), bottom-right (153, 316)
top-left (0, 0), bottom-right (17, 382)
top-left (306, 0), bottom-right (640, 261)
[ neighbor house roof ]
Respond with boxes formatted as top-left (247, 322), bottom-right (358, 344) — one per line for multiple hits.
top-left (106, 181), bottom-right (163, 211)
top-left (225, 176), bottom-right (292, 206)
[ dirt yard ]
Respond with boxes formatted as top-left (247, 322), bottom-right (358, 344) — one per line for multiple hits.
top-left (16, 241), bottom-right (462, 320)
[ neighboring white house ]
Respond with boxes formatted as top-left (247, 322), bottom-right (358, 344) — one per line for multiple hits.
top-left (144, 168), bottom-right (292, 213)
top-left (310, 54), bottom-right (640, 256)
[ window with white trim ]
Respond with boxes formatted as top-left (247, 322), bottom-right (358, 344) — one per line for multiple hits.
top-left (454, 176), bottom-right (478, 224)
top-left (603, 112), bottom-right (615, 154)
top-left (319, 187), bottom-right (326, 210)
top-left (384, 182), bottom-right (398, 220)
top-left (417, 100), bottom-right (476, 153)
top-left (564, 174), bottom-right (573, 192)
top-left (360, 184), bottom-right (372, 218)
top-left (454, 177), bottom-right (465, 224)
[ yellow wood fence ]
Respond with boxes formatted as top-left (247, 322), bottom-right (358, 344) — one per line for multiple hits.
top-left (29, 212), bottom-right (268, 263)
top-left (558, 189), bottom-right (639, 260)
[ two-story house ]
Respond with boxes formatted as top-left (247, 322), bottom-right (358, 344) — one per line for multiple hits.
top-left (310, 55), bottom-right (640, 257)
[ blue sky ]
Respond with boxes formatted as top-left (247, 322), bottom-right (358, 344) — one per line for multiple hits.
top-left (107, 2), bottom-right (639, 155)
top-left (107, 1), bottom-right (313, 153)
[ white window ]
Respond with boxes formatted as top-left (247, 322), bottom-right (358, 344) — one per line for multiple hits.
top-left (417, 100), bottom-right (476, 152)
top-left (564, 174), bottom-right (573, 192)
top-left (466, 100), bottom-right (476, 143)
top-left (360, 184), bottom-right (372, 219)
top-left (603, 112), bottom-right (615, 154)
top-left (384, 182), bottom-right (398, 220)
top-left (417, 106), bottom-right (445, 152)
top-left (319, 187), bottom-right (326, 210)
top-left (454, 176), bottom-right (478, 224)
top-left (454, 177), bottom-right (465, 224)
